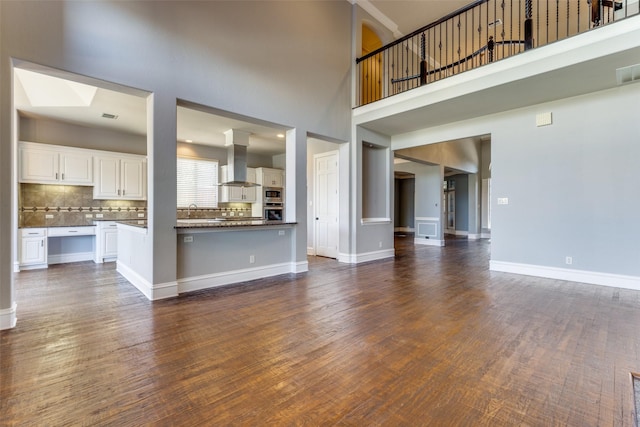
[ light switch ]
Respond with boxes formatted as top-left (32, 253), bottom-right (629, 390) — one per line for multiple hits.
top-left (497, 197), bottom-right (509, 205)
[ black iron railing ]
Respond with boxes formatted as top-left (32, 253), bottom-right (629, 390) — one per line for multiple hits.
top-left (355, 0), bottom-right (638, 107)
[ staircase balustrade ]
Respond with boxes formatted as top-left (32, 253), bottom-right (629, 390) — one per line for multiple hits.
top-left (355, 0), bottom-right (638, 107)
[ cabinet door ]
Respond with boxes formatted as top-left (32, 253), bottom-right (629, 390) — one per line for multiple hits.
top-left (120, 158), bottom-right (146, 200)
top-left (21, 237), bottom-right (46, 265)
top-left (19, 145), bottom-right (59, 184)
top-left (60, 151), bottom-right (93, 185)
top-left (244, 168), bottom-right (257, 201)
top-left (264, 169), bottom-right (283, 187)
top-left (103, 229), bottom-right (118, 258)
top-left (93, 156), bottom-right (120, 199)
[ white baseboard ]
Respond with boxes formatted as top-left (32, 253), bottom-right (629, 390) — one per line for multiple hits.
top-left (18, 263), bottom-right (48, 271)
top-left (307, 246), bottom-right (316, 256)
top-left (468, 233), bottom-right (481, 240)
top-left (48, 251), bottom-right (94, 265)
top-left (178, 262), bottom-right (304, 294)
top-left (481, 232), bottom-right (491, 239)
top-left (117, 261), bottom-right (178, 300)
top-left (337, 249), bottom-right (395, 264)
top-left (0, 302), bottom-right (17, 330)
top-left (490, 260), bottom-right (640, 291)
top-left (414, 238), bottom-right (444, 246)
top-left (13, 261), bottom-right (20, 273)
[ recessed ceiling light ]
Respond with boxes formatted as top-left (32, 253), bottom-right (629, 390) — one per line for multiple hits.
top-left (277, 133), bottom-right (285, 138)
top-left (101, 113), bottom-right (118, 119)
top-left (185, 139), bottom-right (193, 143)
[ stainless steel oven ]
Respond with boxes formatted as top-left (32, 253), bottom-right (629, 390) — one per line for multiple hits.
top-left (264, 187), bottom-right (283, 204)
top-left (264, 205), bottom-right (283, 221)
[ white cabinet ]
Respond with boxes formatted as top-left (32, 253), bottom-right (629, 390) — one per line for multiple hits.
top-left (219, 167), bottom-right (257, 202)
top-left (19, 142), bottom-right (93, 185)
top-left (95, 221), bottom-right (118, 263)
top-left (257, 167), bottom-right (284, 188)
top-left (94, 154), bottom-right (147, 200)
top-left (19, 228), bottom-right (47, 269)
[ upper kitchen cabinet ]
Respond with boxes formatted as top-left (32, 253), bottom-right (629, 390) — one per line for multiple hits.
top-left (256, 167), bottom-right (284, 188)
top-left (93, 153), bottom-right (147, 200)
top-left (219, 166), bottom-right (256, 202)
top-left (19, 141), bottom-right (93, 186)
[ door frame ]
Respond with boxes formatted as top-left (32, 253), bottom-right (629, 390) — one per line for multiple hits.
top-left (313, 149), bottom-right (340, 258)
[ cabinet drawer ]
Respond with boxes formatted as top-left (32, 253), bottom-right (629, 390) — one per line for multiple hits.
top-left (20, 228), bottom-right (47, 237)
top-left (48, 226), bottom-right (96, 237)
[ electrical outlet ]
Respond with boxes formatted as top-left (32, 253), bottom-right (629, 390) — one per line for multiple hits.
top-left (278, 230), bottom-right (285, 236)
top-left (137, 213), bottom-right (145, 218)
top-left (184, 236), bottom-right (193, 243)
top-left (96, 213), bottom-right (104, 218)
top-left (565, 256), bottom-right (572, 265)
top-left (249, 255), bottom-right (255, 264)
top-left (45, 214), bottom-right (54, 219)
top-left (497, 197), bottom-right (509, 205)
top-left (229, 211), bottom-right (235, 216)
top-left (85, 214), bottom-right (93, 218)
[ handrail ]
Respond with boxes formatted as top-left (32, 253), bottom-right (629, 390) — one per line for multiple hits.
top-left (356, 0), bottom-right (489, 64)
top-left (355, 0), bottom-right (637, 107)
top-left (390, 40), bottom-right (525, 84)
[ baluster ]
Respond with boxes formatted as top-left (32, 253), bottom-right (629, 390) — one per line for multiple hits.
top-left (488, 35), bottom-right (495, 62)
top-left (525, 0), bottom-right (533, 50)
top-left (566, 0), bottom-right (569, 37)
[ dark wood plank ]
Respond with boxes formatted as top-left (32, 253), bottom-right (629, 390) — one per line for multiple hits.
top-left (1, 235), bottom-right (639, 425)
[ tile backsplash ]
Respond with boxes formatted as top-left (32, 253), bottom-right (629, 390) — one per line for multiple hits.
top-left (19, 184), bottom-right (146, 227)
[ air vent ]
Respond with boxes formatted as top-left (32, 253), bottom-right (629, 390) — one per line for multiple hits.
top-left (616, 64), bottom-right (640, 85)
top-left (101, 113), bottom-right (118, 119)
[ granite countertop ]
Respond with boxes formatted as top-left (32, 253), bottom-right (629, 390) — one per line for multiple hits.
top-left (175, 219), bottom-right (295, 229)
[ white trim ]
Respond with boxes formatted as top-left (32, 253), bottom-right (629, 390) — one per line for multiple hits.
top-left (337, 249), bottom-right (395, 264)
top-left (18, 263), bottom-right (48, 271)
top-left (13, 261), bottom-right (20, 273)
top-left (292, 261), bottom-right (309, 274)
top-left (116, 261), bottom-right (178, 300)
top-left (307, 246), bottom-right (316, 256)
top-left (361, 218), bottom-right (392, 225)
top-left (48, 251), bottom-right (94, 265)
top-left (0, 302), bottom-right (17, 330)
top-left (178, 262), bottom-right (305, 294)
top-left (490, 260), bottom-right (640, 291)
top-left (468, 233), bottom-right (481, 240)
top-left (353, 0), bottom-right (402, 38)
top-left (414, 238), bottom-right (444, 247)
top-left (481, 232), bottom-right (491, 239)
top-left (415, 216), bottom-right (439, 221)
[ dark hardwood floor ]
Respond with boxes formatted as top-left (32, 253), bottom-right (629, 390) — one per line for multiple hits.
top-left (2, 235), bottom-right (639, 425)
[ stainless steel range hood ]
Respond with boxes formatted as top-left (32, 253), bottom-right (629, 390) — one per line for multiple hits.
top-left (220, 129), bottom-right (260, 187)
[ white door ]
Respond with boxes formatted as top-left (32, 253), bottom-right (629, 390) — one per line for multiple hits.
top-left (314, 151), bottom-right (339, 258)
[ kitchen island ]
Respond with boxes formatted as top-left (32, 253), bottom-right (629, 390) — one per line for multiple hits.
top-left (175, 219), bottom-right (300, 294)
top-left (116, 218), bottom-right (305, 300)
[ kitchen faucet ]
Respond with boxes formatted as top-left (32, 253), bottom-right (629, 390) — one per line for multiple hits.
top-left (187, 203), bottom-right (197, 218)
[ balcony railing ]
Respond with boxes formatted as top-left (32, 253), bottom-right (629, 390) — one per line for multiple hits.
top-left (355, 0), bottom-right (639, 107)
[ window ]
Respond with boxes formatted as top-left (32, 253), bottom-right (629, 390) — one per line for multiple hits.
top-left (177, 157), bottom-right (218, 208)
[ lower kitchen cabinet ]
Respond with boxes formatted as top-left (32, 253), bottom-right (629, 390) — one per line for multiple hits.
top-left (95, 221), bottom-right (118, 263)
top-left (19, 228), bottom-right (47, 269)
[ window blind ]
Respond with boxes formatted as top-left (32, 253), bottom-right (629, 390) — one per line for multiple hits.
top-left (177, 157), bottom-right (218, 208)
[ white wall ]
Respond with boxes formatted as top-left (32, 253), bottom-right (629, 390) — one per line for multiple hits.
top-left (392, 83), bottom-right (640, 286)
top-left (0, 1), bottom-right (353, 326)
